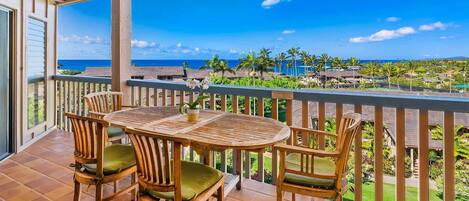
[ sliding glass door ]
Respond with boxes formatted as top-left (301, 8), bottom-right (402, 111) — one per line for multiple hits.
top-left (0, 7), bottom-right (11, 160)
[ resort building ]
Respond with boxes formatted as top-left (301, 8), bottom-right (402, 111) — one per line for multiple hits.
top-left (80, 66), bottom-right (186, 80)
top-left (0, 0), bottom-right (466, 201)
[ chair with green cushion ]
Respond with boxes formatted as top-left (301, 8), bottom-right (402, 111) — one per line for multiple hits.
top-left (125, 127), bottom-right (225, 201)
top-left (84, 91), bottom-right (135, 143)
top-left (66, 113), bottom-right (137, 201)
top-left (274, 113), bottom-right (361, 201)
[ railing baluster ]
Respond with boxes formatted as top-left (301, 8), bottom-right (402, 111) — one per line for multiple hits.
top-left (171, 90), bottom-right (176, 106)
top-left (272, 98), bottom-right (278, 120)
top-left (153, 88), bottom-right (158, 106)
top-left (162, 89), bottom-right (167, 106)
top-left (179, 91), bottom-right (185, 105)
top-left (220, 94), bottom-right (227, 112)
top-left (257, 97), bottom-right (264, 117)
top-left (335, 103), bottom-right (343, 133)
top-left (318, 101), bottom-right (326, 149)
top-left (146, 87), bottom-right (150, 106)
top-left (396, 108), bottom-right (406, 201)
top-left (375, 106), bottom-right (384, 201)
top-left (444, 111), bottom-right (455, 201)
top-left (419, 109), bottom-right (429, 201)
top-left (354, 104), bottom-right (362, 201)
top-left (232, 95), bottom-right (238, 113)
top-left (138, 87), bottom-right (143, 106)
top-left (244, 151), bottom-right (251, 179)
top-left (210, 94), bottom-right (216, 110)
top-left (244, 96), bottom-right (250, 115)
top-left (220, 149), bottom-right (227, 173)
top-left (59, 80), bottom-right (64, 129)
top-left (302, 101), bottom-right (309, 128)
top-left (131, 86), bottom-right (135, 106)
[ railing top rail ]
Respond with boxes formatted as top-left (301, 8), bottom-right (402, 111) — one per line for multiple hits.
top-left (128, 79), bottom-right (469, 112)
top-left (53, 75), bottom-right (112, 84)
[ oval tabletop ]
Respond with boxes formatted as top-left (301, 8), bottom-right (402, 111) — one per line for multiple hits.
top-left (103, 107), bottom-right (290, 150)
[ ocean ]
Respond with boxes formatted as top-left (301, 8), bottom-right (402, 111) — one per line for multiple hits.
top-left (58, 59), bottom-right (400, 76)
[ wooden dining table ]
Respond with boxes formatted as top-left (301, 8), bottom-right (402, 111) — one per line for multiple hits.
top-left (104, 106), bottom-right (290, 194)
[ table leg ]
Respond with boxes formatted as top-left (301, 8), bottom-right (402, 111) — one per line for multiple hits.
top-left (235, 149), bottom-right (243, 190)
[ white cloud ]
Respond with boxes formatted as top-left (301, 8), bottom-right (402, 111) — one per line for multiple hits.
top-left (131, 39), bottom-right (157, 48)
top-left (419, 21), bottom-right (448, 31)
top-left (59, 35), bottom-right (104, 45)
top-left (261, 0), bottom-right (281, 8)
top-left (439, 35), bottom-right (454, 40)
top-left (282, 29), bottom-right (296, 35)
top-left (176, 43), bottom-right (182, 48)
top-left (386, 17), bottom-right (400, 22)
top-left (277, 37), bottom-right (284, 41)
top-left (195, 47), bottom-right (200, 51)
top-left (349, 26), bottom-right (416, 43)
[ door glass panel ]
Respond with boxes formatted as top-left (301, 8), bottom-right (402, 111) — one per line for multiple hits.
top-left (0, 8), bottom-right (10, 159)
top-left (27, 18), bottom-right (46, 129)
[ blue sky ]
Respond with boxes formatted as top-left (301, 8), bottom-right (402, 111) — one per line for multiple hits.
top-left (58, 0), bottom-right (469, 60)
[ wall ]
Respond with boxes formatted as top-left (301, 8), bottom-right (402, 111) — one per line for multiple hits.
top-left (0, 0), bottom-right (58, 152)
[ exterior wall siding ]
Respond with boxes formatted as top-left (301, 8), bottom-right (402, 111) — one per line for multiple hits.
top-left (0, 0), bottom-right (58, 152)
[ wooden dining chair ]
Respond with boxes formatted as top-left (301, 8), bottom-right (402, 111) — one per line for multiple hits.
top-left (66, 113), bottom-right (138, 201)
top-left (125, 127), bottom-right (225, 201)
top-left (84, 91), bottom-right (134, 143)
top-left (274, 113), bottom-right (361, 201)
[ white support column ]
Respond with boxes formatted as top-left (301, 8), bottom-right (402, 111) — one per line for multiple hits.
top-left (111, 0), bottom-right (131, 104)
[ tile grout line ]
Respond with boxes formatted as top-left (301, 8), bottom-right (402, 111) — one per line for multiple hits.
top-left (0, 171), bottom-right (53, 201)
top-left (7, 155), bottom-right (96, 198)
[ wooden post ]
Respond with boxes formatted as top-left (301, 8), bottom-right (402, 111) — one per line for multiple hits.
top-left (111, 0), bottom-right (132, 105)
top-left (418, 110), bottom-right (429, 201)
top-left (396, 108), bottom-right (406, 201)
top-left (443, 111), bottom-right (455, 201)
top-left (374, 106), bottom-right (383, 201)
top-left (354, 104), bottom-right (362, 201)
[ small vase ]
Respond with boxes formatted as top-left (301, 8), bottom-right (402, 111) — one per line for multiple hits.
top-left (187, 108), bottom-right (200, 122)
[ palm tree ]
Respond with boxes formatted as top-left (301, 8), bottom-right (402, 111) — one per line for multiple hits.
top-left (300, 51), bottom-right (312, 75)
top-left (214, 60), bottom-right (235, 78)
top-left (201, 55), bottom-right (234, 79)
top-left (317, 53), bottom-right (330, 73)
top-left (201, 54), bottom-right (221, 71)
top-left (347, 57), bottom-right (360, 67)
top-left (406, 61), bottom-right (417, 91)
top-left (331, 57), bottom-right (343, 70)
top-left (255, 48), bottom-right (275, 78)
top-left (287, 47), bottom-right (300, 76)
top-left (361, 62), bottom-right (380, 87)
top-left (382, 62), bottom-right (394, 88)
top-left (394, 62), bottom-right (405, 89)
top-left (237, 53), bottom-right (257, 72)
top-left (275, 52), bottom-right (287, 74)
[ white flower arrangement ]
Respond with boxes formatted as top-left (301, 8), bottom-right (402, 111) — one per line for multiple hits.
top-left (180, 77), bottom-right (210, 113)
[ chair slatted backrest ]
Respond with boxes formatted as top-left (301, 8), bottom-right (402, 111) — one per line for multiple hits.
top-left (84, 91), bottom-right (123, 115)
top-left (125, 128), bottom-right (188, 200)
top-left (66, 113), bottom-right (109, 166)
top-left (335, 113), bottom-right (361, 189)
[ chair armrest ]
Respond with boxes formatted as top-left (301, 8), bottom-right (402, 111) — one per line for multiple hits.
top-left (274, 143), bottom-right (340, 158)
top-left (290, 126), bottom-right (337, 138)
top-left (89, 111), bottom-right (106, 119)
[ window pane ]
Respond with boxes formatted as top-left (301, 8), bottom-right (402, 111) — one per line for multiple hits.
top-left (27, 18), bottom-right (46, 129)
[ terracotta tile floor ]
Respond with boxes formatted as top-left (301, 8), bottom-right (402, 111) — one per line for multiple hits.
top-left (0, 130), bottom-right (321, 201)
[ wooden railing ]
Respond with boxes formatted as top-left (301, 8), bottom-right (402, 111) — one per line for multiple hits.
top-left (54, 75), bottom-right (469, 201)
top-left (55, 75), bottom-right (111, 131)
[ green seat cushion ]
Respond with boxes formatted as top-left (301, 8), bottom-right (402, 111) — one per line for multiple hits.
top-left (148, 161), bottom-right (222, 201)
top-left (107, 126), bottom-right (125, 138)
top-left (84, 144), bottom-right (136, 175)
top-left (283, 153), bottom-right (336, 188)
